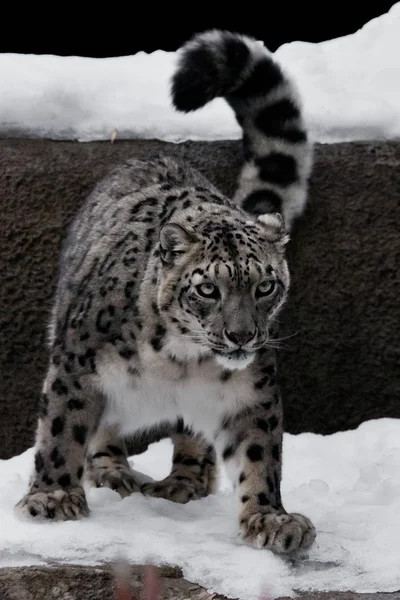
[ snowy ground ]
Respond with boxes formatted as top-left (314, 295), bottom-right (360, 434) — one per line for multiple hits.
top-left (0, 4), bottom-right (399, 143)
top-left (1, 418), bottom-right (399, 600)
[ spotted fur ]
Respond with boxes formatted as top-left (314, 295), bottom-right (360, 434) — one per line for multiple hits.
top-left (171, 29), bottom-right (313, 230)
top-left (15, 35), bottom-right (315, 555)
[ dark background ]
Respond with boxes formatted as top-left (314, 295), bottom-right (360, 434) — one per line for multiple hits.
top-left (1, 3), bottom-right (396, 57)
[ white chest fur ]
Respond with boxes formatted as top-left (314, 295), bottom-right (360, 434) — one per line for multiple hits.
top-left (96, 344), bottom-right (256, 439)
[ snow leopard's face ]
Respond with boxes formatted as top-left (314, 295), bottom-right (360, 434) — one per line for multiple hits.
top-left (158, 210), bottom-right (290, 370)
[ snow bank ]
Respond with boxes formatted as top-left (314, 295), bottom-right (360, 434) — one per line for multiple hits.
top-left (1, 418), bottom-right (399, 599)
top-left (0, 4), bottom-right (399, 143)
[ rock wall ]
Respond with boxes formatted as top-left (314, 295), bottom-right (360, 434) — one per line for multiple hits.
top-left (1, 139), bottom-right (399, 459)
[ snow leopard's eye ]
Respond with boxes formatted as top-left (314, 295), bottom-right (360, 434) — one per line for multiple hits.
top-left (255, 280), bottom-right (276, 299)
top-left (196, 283), bottom-right (219, 300)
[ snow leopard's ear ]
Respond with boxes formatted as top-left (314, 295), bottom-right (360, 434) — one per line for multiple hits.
top-left (159, 223), bottom-right (197, 262)
top-left (257, 213), bottom-right (289, 246)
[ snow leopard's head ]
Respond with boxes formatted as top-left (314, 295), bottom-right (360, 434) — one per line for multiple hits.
top-left (156, 205), bottom-right (290, 370)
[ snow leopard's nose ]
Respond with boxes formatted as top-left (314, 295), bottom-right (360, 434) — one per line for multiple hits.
top-left (224, 328), bottom-right (256, 347)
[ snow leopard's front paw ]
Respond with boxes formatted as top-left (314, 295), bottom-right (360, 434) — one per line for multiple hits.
top-left (15, 487), bottom-right (89, 521)
top-left (141, 475), bottom-right (207, 504)
top-left (239, 511), bottom-right (316, 554)
top-left (86, 462), bottom-right (140, 498)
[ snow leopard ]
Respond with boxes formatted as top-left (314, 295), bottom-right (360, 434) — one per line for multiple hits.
top-left (15, 30), bottom-right (315, 554)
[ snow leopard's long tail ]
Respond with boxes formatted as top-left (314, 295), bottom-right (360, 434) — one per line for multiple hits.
top-left (171, 30), bottom-right (312, 230)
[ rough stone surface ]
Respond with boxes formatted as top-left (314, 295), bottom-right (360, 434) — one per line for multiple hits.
top-left (0, 139), bottom-right (399, 459)
top-left (0, 565), bottom-right (399, 600)
top-left (0, 565), bottom-right (216, 600)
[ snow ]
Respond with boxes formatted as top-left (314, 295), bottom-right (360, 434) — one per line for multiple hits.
top-left (1, 419), bottom-right (399, 599)
top-left (0, 4), bottom-right (399, 143)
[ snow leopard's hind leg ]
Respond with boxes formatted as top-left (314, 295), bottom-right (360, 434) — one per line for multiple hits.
top-left (85, 425), bottom-right (142, 498)
top-left (86, 425), bottom-right (217, 504)
top-left (141, 432), bottom-right (217, 503)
